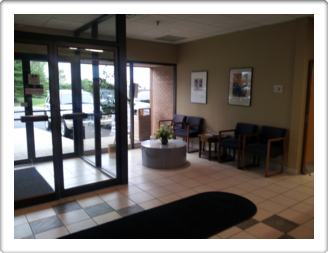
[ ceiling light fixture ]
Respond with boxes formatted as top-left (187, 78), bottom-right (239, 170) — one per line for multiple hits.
top-left (69, 47), bottom-right (78, 50)
top-left (85, 48), bottom-right (104, 53)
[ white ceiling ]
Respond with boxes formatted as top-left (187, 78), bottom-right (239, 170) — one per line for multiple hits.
top-left (14, 14), bottom-right (314, 44)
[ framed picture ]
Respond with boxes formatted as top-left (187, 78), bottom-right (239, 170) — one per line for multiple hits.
top-left (228, 68), bottom-right (253, 106)
top-left (191, 71), bottom-right (207, 104)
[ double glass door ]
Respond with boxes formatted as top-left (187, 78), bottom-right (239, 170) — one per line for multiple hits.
top-left (14, 42), bottom-right (118, 206)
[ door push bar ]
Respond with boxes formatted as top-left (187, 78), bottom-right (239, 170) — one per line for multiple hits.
top-left (20, 115), bottom-right (48, 123)
top-left (62, 113), bottom-right (88, 120)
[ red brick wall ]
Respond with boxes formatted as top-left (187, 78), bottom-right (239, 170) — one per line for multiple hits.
top-left (150, 66), bottom-right (174, 135)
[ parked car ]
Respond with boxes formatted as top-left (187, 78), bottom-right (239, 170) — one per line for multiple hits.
top-left (44, 90), bottom-right (112, 137)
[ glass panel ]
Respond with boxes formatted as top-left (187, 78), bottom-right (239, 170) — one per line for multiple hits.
top-left (31, 61), bottom-right (53, 158)
top-left (14, 60), bottom-right (28, 161)
top-left (97, 16), bottom-right (116, 42)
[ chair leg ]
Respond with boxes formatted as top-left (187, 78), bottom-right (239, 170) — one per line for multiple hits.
top-left (265, 152), bottom-right (270, 177)
top-left (186, 137), bottom-right (189, 153)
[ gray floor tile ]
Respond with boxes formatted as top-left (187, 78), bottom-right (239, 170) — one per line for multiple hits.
top-left (236, 218), bottom-right (259, 230)
top-left (262, 215), bottom-right (299, 233)
top-left (29, 216), bottom-right (64, 235)
top-left (116, 205), bottom-right (144, 217)
top-left (22, 234), bottom-right (35, 239)
top-left (84, 202), bottom-right (114, 218)
top-left (279, 234), bottom-right (295, 239)
top-left (52, 201), bottom-right (82, 214)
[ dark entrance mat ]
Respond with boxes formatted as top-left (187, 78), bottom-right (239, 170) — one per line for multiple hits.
top-left (60, 192), bottom-right (257, 239)
top-left (14, 167), bottom-right (54, 200)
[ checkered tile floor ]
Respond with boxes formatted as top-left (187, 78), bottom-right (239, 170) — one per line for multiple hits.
top-left (14, 148), bottom-right (314, 239)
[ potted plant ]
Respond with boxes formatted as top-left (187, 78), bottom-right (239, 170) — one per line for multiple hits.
top-left (154, 124), bottom-right (172, 145)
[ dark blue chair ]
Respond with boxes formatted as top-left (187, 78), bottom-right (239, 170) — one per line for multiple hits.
top-left (173, 116), bottom-right (203, 153)
top-left (218, 123), bottom-right (258, 168)
top-left (158, 114), bottom-right (186, 132)
top-left (242, 126), bottom-right (286, 177)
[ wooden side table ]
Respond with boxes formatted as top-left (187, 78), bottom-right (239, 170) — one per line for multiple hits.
top-left (198, 133), bottom-right (229, 161)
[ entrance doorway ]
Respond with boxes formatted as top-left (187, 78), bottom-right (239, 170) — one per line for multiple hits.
top-left (14, 42), bottom-right (120, 207)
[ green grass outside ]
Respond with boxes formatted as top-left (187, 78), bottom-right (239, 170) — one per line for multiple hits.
top-left (14, 97), bottom-right (46, 107)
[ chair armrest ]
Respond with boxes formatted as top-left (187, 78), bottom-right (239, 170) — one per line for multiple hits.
top-left (268, 137), bottom-right (286, 143)
top-left (187, 124), bottom-right (201, 136)
top-left (172, 121), bottom-right (185, 130)
top-left (242, 133), bottom-right (259, 149)
top-left (219, 129), bottom-right (236, 135)
top-left (158, 119), bottom-right (172, 128)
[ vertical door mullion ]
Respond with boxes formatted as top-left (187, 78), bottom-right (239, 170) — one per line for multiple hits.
top-left (129, 63), bottom-right (134, 148)
top-left (49, 43), bottom-right (64, 197)
top-left (22, 58), bottom-right (36, 163)
top-left (92, 55), bottom-right (102, 168)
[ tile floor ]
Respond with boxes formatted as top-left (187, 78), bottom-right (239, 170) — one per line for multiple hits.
top-left (14, 148), bottom-right (314, 239)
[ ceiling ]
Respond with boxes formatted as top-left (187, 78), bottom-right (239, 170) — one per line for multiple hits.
top-left (14, 14), bottom-right (314, 44)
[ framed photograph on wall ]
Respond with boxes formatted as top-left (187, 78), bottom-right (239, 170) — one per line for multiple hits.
top-left (228, 68), bottom-right (253, 106)
top-left (191, 71), bottom-right (207, 104)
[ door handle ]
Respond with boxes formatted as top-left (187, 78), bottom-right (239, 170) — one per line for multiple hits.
top-left (21, 115), bottom-right (48, 122)
top-left (63, 113), bottom-right (88, 120)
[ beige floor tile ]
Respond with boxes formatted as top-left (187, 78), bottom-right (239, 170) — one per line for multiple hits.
top-left (206, 181), bottom-right (231, 191)
top-left (277, 208), bottom-right (312, 225)
top-left (117, 185), bottom-right (144, 196)
top-left (65, 218), bottom-right (97, 234)
top-left (257, 200), bottom-right (287, 214)
top-left (128, 176), bottom-right (150, 185)
top-left (216, 226), bottom-right (242, 239)
top-left (128, 192), bottom-right (155, 204)
top-left (26, 208), bottom-right (57, 222)
top-left (270, 194), bottom-right (300, 207)
top-left (180, 171), bottom-right (203, 179)
top-left (92, 211), bottom-right (122, 225)
top-left (106, 197), bottom-right (136, 210)
top-left (303, 181), bottom-right (314, 188)
top-left (137, 181), bottom-right (161, 191)
top-left (228, 231), bottom-right (258, 239)
top-left (97, 190), bottom-right (126, 202)
top-left (138, 199), bottom-right (164, 210)
top-left (193, 175), bottom-right (216, 184)
top-left (241, 193), bottom-right (266, 205)
top-left (293, 185), bottom-right (314, 196)
top-left (252, 208), bottom-right (274, 221)
top-left (152, 178), bottom-right (176, 187)
top-left (283, 190), bottom-right (310, 201)
top-left (264, 184), bottom-right (290, 194)
top-left (142, 173), bottom-right (165, 181)
top-left (288, 226), bottom-right (314, 239)
top-left (303, 196), bottom-right (314, 206)
top-left (176, 189), bottom-right (198, 198)
top-left (245, 223), bottom-right (284, 239)
top-left (191, 184), bottom-right (216, 193)
top-left (302, 219), bottom-right (314, 230)
top-left (248, 178), bottom-right (273, 188)
top-left (167, 174), bottom-right (191, 183)
top-left (14, 223), bottom-right (33, 239)
top-left (274, 180), bottom-right (299, 189)
top-left (221, 187), bottom-right (247, 196)
top-left (75, 195), bottom-right (104, 208)
top-left (34, 226), bottom-right (69, 239)
top-left (58, 209), bottom-right (90, 225)
top-left (232, 174), bottom-right (257, 182)
top-left (158, 193), bottom-right (181, 204)
top-left (285, 175), bottom-right (313, 185)
top-left (14, 215), bottom-right (28, 226)
top-left (291, 202), bottom-right (314, 217)
top-left (221, 177), bottom-right (244, 186)
top-left (251, 188), bottom-right (278, 199)
top-left (235, 182), bottom-right (260, 192)
top-left (180, 179), bottom-right (203, 188)
top-left (164, 183), bottom-right (188, 193)
top-left (147, 187), bottom-right (172, 198)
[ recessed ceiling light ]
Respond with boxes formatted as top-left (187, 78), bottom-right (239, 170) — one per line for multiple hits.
top-left (85, 48), bottom-right (103, 53)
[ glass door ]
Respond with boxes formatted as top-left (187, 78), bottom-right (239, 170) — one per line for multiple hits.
top-left (14, 43), bottom-right (56, 204)
top-left (57, 46), bottom-right (117, 189)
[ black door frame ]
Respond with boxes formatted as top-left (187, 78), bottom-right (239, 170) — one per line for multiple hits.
top-left (14, 14), bottom-right (128, 209)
